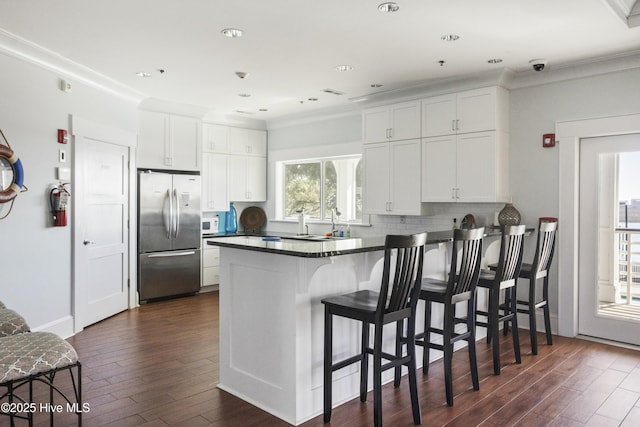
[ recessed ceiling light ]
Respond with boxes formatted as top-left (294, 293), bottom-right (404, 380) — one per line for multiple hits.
top-left (136, 71), bottom-right (151, 78)
top-left (335, 65), bottom-right (354, 72)
top-left (441, 34), bottom-right (460, 41)
top-left (238, 93), bottom-right (251, 98)
top-left (488, 58), bottom-right (503, 64)
top-left (378, 2), bottom-right (400, 12)
top-left (221, 28), bottom-right (243, 38)
top-left (370, 83), bottom-right (383, 88)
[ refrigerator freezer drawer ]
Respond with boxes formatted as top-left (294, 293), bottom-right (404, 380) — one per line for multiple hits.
top-left (139, 249), bottom-right (201, 301)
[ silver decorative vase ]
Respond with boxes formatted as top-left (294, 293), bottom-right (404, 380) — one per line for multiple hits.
top-left (498, 203), bottom-right (521, 226)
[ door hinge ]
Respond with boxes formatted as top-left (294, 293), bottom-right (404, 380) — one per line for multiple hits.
top-left (127, 278), bottom-right (130, 289)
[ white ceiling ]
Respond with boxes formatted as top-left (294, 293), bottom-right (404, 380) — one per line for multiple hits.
top-left (0, 0), bottom-right (639, 123)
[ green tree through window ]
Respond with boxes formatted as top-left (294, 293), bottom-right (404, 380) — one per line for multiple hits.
top-left (282, 156), bottom-right (362, 221)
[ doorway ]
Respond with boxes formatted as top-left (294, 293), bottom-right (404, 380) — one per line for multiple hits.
top-left (579, 134), bottom-right (640, 345)
top-left (72, 116), bottom-right (137, 331)
top-left (557, 113), bottom-right (640, 341)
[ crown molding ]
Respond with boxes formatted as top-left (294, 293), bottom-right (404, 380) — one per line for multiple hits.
top-left (0, 28), bottom-right (145, 105)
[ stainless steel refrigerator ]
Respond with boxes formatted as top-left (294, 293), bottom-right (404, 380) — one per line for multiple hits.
top-left (138, 170), bottom-right (201, 302)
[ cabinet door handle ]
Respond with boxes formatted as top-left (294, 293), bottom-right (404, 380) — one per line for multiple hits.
top-left (456, 119), bottom-right (460, 131)
top-left (455, 188), bottom-right (460, 199)
top-left (389, 128), bottom-right (393, 139)
top-left (452, 120), bottom-right (456, 131)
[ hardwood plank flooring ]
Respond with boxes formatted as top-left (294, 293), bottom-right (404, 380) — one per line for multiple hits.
top-left (17, 292), bottom-right (640, 426)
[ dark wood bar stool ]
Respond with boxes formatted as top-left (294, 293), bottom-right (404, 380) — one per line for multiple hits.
top-left (415, 228), bottom-right (484, 406)
top-left (322, 232), bottom-right (427, 427)
top-left (475, 224), bottom-right (526, 375)
top-left (514, 218), bottom-right (557, 355)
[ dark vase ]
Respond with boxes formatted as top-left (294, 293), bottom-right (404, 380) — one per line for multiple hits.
top-left (498, 203), bottom-right (521, 226)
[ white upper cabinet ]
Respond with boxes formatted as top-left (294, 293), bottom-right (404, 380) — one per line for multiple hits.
top-left (364, 139), bottom-right (422, 215)
top-left (203, 123), bottom-right (230, 153)
top-left (201, 124), bottom-right (267, 204)
top-left (421, 131), bottom-right (509, 203)
top-left (202, 152), bottom-right (228, 211)
top-left (362, 100), bottom-right (421, 144)
top-left (227, 127), bottom-right (267, 202)
top-left (421, 86), bottom-right (508, 137)
top-left (229, 127), bottom-right (267, 156)
top-left (228, 154), bottom-right (267, 202)
top-left (138, 111), bottom-right (201, 171)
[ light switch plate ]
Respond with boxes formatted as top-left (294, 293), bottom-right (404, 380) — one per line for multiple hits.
top-left (59, 149), bottom-right (66, 163)
top-left (57, 167), bottom-right (70, 181)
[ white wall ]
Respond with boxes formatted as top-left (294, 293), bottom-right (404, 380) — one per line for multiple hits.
top-left (0, 52), bottom-right (137, 334)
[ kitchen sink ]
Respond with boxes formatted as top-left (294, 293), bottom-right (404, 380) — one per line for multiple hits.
top-left (281, 234), bottom-right (343, 241)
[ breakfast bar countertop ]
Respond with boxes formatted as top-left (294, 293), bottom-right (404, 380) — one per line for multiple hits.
top-left (207, 230), bottom-right (472, 258)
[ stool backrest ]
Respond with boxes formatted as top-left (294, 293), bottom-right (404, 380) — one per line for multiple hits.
top-left (532, 220), bottom-right (557, 277)
top-left (448, 228), bottom-right (484, 302)
top-left (495, 225), bottom-right (526, 285)
top-left (378, 232), bottom-right (428, 317)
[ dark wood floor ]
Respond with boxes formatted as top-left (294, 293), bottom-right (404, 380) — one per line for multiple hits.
top-left (24, 291), bottom-right (640, 426)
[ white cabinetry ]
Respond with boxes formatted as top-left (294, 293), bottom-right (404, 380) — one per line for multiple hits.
top-left (203, 123), bottom-right (230, 153)
top-left (229, 128), bottom-right (268, 156)
top-left (138, 111), bottom-right (200, 171)
top-left (228, 155), bottom-right (267, 202)
top-left (421, 86), bottom-right (508, 137)
top-left (421, 131), bottom-right (508, 203)
top-left (201, 124), bottom-right (267, 205)
top-left (363, 139), bottom-right (422, 215)
top-left (202, 123), bottom-right (230, 211)
top-left (202, 242), bottom-right (220, 287)
top-left (228, 128), bottom-right (267, 202)
top-left (202, 152), bottom-right (228, 211)
top-left (362, 100), bottom-right (421, 143)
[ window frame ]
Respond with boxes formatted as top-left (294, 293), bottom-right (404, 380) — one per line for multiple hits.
top-left (277, 154), bottom-right (364, 223)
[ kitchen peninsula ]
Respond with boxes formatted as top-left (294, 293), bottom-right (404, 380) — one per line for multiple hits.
top-left (207, 233), bottom-right (453, 425)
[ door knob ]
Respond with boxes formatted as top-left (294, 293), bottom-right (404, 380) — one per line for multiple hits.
top-left (83, 240), bottom-right (95, 245)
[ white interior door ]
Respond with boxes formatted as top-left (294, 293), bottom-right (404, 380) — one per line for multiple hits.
top-left (579, 133), bottom-right (640, 345)
top-left (73, 116), bottom-right (136, 330)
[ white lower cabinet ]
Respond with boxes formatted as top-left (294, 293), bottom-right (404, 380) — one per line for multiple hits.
top-left (421, 131), bottom-right (508, 203)
top-left (202, 242), bottom-right (220, 287)
top-left (363, 139), bottom-right (422, 215)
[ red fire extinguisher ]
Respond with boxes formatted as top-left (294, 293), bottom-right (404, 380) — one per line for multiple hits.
top-left (50, 183), bottom-right (70, 227)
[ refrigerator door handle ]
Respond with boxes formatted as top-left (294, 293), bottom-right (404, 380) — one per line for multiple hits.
top-left (162, 189), bottom-right (172, 239)
top-left (147, 251), bottom-right (196, 258)
top-left (173, 188), bottom-right (180, 239)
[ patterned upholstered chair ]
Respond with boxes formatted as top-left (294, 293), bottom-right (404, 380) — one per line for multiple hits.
top-left (0, 324), bottom-right (82, 425)
top-left (0, 308), bottom-right (31, 337)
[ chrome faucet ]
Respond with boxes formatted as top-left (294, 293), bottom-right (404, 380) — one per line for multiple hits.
top-left (331, 208), bottom-right (341, 236)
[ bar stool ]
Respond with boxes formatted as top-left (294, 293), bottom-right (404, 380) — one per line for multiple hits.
top-left (475, 225), bottom-right (526, 375)
top-left (415, 228), bottom-right (484, 407)
top-left (514, 219), bottom-right (557, 355)
top-left (322, 232), bottom-right (427, 427)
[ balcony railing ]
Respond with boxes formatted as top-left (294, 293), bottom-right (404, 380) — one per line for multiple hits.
top-left (616, 228), bottom-right (640, 304)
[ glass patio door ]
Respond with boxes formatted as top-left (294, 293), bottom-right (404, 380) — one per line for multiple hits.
top-left (578, 133), bottom-right (640, 345)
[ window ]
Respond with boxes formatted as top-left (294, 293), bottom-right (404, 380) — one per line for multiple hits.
top-left (280, 156), bottom-right (362, 222)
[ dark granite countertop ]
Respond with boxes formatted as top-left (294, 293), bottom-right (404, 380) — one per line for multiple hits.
top-left (205, 230), bottom-right (455, 258)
